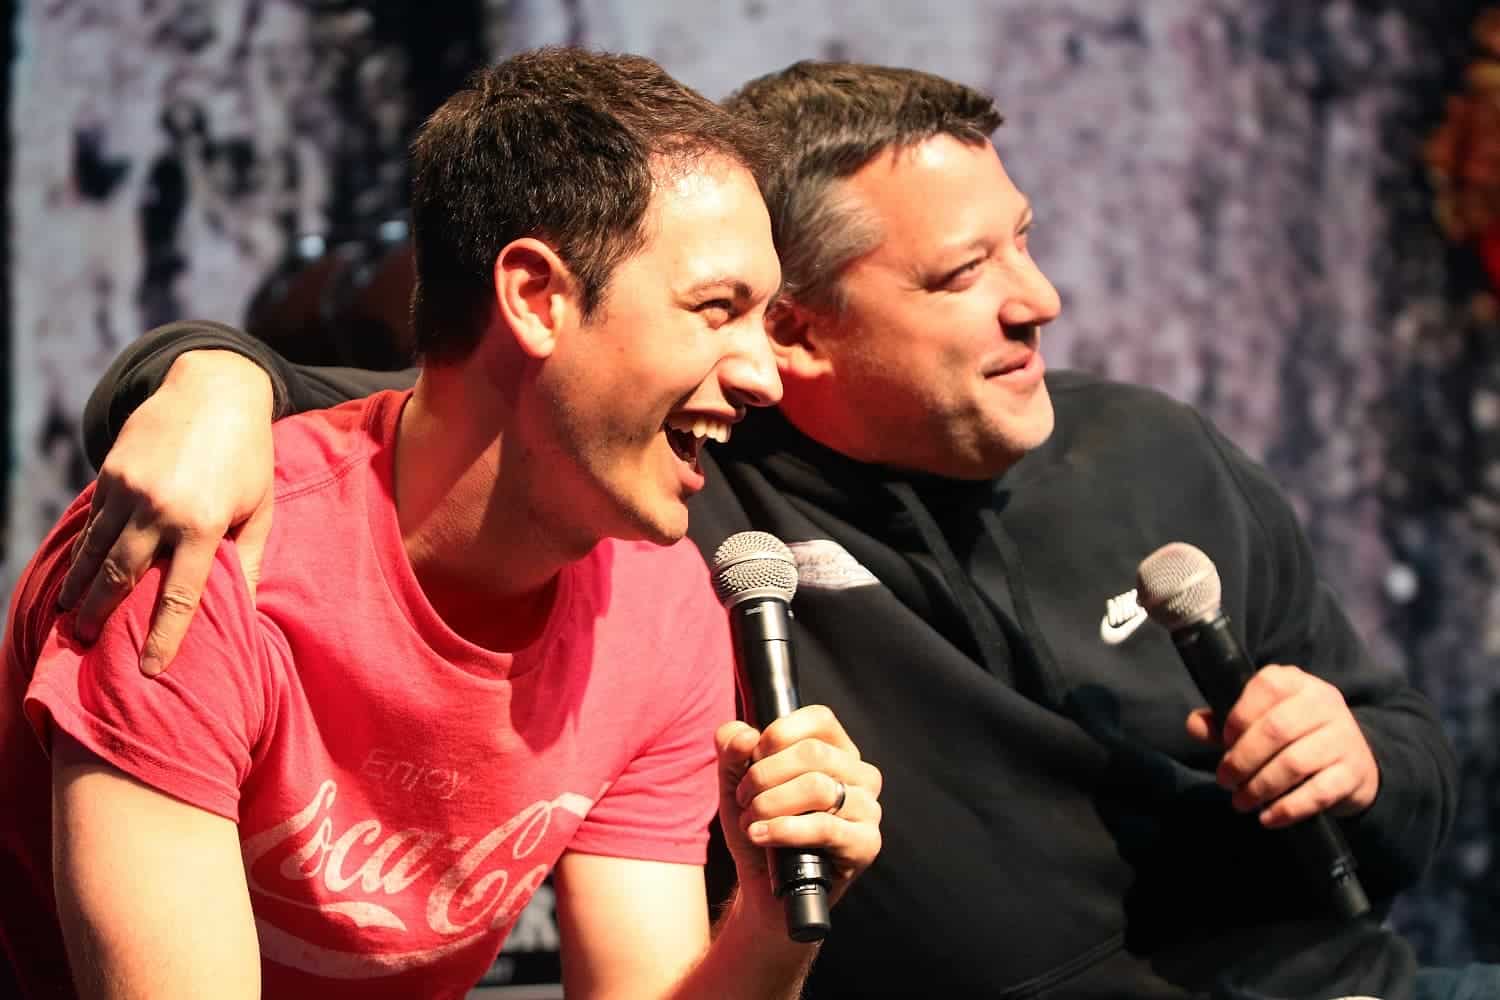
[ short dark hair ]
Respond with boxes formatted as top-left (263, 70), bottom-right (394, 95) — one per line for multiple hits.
top-left (724, 61), bottom-right (1003, 311)
top-left (409, 47), bottom-right (775, 363)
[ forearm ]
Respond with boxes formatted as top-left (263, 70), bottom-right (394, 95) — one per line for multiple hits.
top-left (665, 890), bottom-right (818, 1000)
top-left (83, 321), bottom-right (289, 468)
top-left (83, 320), bottom-right (416, 468)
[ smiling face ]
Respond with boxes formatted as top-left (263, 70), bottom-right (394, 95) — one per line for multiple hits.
top-left (787, 134), bottom-right (1061, 480)
top-left (532, 155), bottom-right (783, 546)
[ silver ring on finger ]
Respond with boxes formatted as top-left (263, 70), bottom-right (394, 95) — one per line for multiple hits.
top-left (827, 779), bottom-right (847, 817)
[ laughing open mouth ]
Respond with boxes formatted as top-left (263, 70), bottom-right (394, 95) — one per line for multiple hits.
top-left (664, 415), bottom-right (732, 466)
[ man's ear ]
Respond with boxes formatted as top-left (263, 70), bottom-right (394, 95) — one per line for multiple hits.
top-left (765, 298), bottom-right (836, 380)
top-left (493, 238), bottom-right (577, 359)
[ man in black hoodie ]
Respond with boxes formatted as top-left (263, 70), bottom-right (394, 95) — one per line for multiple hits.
top-left (61, 61), bottom-right (1488, 998)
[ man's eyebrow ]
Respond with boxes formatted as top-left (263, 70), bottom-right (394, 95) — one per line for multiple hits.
top-left (683, 276), bottom-right (784, 302)
top-left (929, 200), bottom-right (1036, 264)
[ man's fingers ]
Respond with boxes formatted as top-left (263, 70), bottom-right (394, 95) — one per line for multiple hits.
top-left (716, 721), bottom-right (761, 787)
top-left (1216, 694), bottom-right (1323, 790)
top-left (71, 520), bottom-right (164, 644)
top-left (1256, 762), bottom-right (1360, 829)
top-left (1229, 722), bottom-right (1344, 812)
top-left (754, 704), bottom-right (857, 759)
top-left (737, 744), bottom-right (882, 810)
top-left (58, 485), bottom-right (130, 610)
top-left (230, 499), bottom-right (274, 601)
top-left (744, 808), bottom-right (883, 871)
top-left (739, 770), bottom-right (845, 824)
top-left (1185, 708), bottom-right (1219, 744)
top-left (1217, 664), bottom-right (1305, 747)
top-left (139, 537), bottom-right (219, 677)
top-left (67, 476), bottom-right (111, 564)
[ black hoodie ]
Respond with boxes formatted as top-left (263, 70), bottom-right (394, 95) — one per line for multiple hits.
top-left (87, 326), bottom-right (1457, 999)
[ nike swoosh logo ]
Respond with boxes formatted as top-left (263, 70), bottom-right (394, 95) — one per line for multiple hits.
top-left (1100, 609), bottom-right (1148, 645)
top-left (1100, 588), bottom-right (1148, 645)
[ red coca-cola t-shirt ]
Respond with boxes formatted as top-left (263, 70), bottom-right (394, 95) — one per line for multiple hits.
top-left (2, 390), bottom-right (734, 999)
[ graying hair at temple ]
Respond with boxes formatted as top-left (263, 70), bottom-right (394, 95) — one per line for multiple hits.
top-left (723, 60), bottom-right (1004, 312)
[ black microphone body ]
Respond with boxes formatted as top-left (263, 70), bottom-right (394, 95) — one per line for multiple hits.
top-left (713, 532), bottom-right (831, 943)
top-left (1169, 611), bottom-right (1371, 920)
top-left (727, 594), bottom-right (832, 942)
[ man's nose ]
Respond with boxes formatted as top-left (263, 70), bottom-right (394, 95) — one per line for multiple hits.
top-left (999, 256), bottom-right (1062, 328)
top-left (720, 323), bottom-right (783, 409)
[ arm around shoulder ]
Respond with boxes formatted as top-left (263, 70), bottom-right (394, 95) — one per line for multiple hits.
top-left (83, 318), bottom-right (417, 468)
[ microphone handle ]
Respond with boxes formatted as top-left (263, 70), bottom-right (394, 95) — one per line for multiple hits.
top-left (1173, 615), bottom-right (1370, 919)
top-left (729, 599), bottom-right (832, 943)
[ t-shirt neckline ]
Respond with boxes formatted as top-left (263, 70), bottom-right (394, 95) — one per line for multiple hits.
top-left (359, 389), bottom-right (576, 682)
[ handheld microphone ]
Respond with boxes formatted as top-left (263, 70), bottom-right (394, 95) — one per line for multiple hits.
top-left (1136, 541), bottom-right (1370, 920)
top-left (711, 531), bottom-right (831, 943)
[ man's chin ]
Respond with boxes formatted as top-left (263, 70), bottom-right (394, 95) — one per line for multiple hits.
top-left (612, 500), bottom-right (690, 548)
top-left (968, 404), bottom-right (1055, 478)
top-left (1015, 405), bottom-right (1056, 453)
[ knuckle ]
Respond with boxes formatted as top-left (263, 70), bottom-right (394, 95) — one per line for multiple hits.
top-left (737, 765), bottom-right (766, 800)
top-left (96, 465), bottom-right (130, 494)
top-left (155, 585), bottom-right (200, 616)
top-left (139, 497), bottom-right (181, 530)
top-left (99, 558), bottom-right (134, 590)
top-left (1219, 710), bottom-right (1249, 743)
top-left (804, 703), bottom-right (836, 728)
top-left (1318, 684), bottom-right (1349, 713)
top-left (806, 739), bottom-right (837, 772)
top-left (1262, 664), bottom-right (1300, 694)
top-left (862, 763), bottom-right (884, 799)
top-left (112, 473), bottom-right (158, 512)
top-left (1216, 759), bottom-right (1244, 786)
top-left (757, 717), bottom-right (793, 752)
top-left (1259, 713), bottom-right (1288, 747)
top-left (78, 529), bottom-right (113, 560)
top-left (740, 796), bottom-right (770, 825)
top-left (1308, 783), bottom-right (1339, 813)
top-left (1277, 746), bottom-right (1310, 779)
top-left (174, 504), bottom-right (225, 538)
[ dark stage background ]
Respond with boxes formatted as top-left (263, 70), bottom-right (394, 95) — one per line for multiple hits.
top-left (4, 0), bottom-right (1498, 979)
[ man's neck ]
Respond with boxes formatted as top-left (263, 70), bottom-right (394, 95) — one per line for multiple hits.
top-left (393, 365), bottom-right (590, 649)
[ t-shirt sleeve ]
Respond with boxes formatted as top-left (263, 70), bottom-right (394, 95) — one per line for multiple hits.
top-left (23, 544), bottom-right (276, 822)
top-left (565, 569), bottom-right (735, 865)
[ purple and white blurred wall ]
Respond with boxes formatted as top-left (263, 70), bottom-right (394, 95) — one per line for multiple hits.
top-left (5, 0), bottom-right (1496, 963)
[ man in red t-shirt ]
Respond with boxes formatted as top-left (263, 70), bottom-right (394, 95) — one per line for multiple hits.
top-left (0, 49), bottom-right (882, 999)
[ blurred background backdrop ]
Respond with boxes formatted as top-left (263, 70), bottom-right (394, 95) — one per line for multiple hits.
top-left (4, 0), bottom-right (1499, 981)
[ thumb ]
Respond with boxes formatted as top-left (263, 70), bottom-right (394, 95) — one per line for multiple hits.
top-left (232, 498), bottom-right (274, 600)
top-left (1185, 707), bottom-right (1222, 746)
top-left (716, 721), bottom-right (759, 783)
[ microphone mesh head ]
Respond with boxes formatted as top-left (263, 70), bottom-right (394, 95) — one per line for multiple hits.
top-left (711, 531), bottom-right (797, 608)
top-left (1136, 542), bottom-right (1222, 629)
